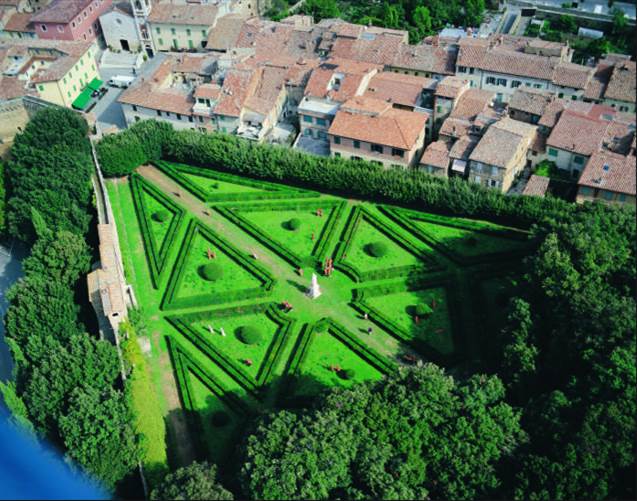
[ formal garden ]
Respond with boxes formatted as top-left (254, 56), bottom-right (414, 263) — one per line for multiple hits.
top-left (107, 159), bottom-right (533, 466)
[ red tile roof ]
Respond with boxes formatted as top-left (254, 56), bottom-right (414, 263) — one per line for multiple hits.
top-left (329, 96), bottom-right (428, 150)
top-left (31, 0), bottom-right (97, 24)
top-left (604, 60), bottom-right (636, 103)
top-left (522, 175), bottom-right (550, 197)
top-left (578, 150), bottom-right (636, 195)
top-left (4, 12), bottom-right (34, 32)
top-left (363, 71), bottom-right (433, 108)
top-left (420, 140), bottom-right (450, 168)
top-left (147, 3), bottom-right (219, 26)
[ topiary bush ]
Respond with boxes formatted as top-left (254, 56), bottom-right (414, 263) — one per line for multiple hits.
top-left (152, 210), bottom-right (170, 223)
top-left (211, 411), bottom-right (230, 427)
top-left (366, 241), bottom-right (388, 258)
top-left (199, 263), bottom-right (223, 281)
top-left (339, 368), bottom-right (356, 380)
top-left (286, 218), bottom-right (301, 231)
top-left (414, 303), bottom-right (433, 317)
top-left (237, 325), bottom-right (263, 345)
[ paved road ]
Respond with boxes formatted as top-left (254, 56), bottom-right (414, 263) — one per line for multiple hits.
top-left (0, 241), bottom-right (26, 382)
top-left (93, 53), bottom-right (167, 134)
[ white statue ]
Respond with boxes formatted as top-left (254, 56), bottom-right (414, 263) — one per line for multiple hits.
top-left (207, 324), bottom-right (214, 335)
top-left (219, 327), bottom-right (226, 337)
top-left (307, 273), bottom-right (322, 299)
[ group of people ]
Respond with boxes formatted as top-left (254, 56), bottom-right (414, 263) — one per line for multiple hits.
top-left (323, 257), bottom-right (334, 276)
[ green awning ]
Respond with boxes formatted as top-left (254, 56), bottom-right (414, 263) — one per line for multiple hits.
top-left (87, 77), bottom-right (103, 91)
top-left (72, 87), bottom-right (92, 110)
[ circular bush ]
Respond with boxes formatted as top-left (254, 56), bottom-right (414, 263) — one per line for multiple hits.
top-left (414, 303), bottom-right (433, 317)
top-left (152, 210), bottom-right (170, 223)
top-left (237, 325), bottom-right (263, 345)
top-left (210, 182), bottom-right (220, 190)
top-left (339, 368), bottom-right (356, 380)
top-left (199, 263), bottom-right (223, 281)
top-left (286, 218), bottom-right (301, 231)
top-left (211, 411), bottom-right (230, 427)
top-left (365, 241), bottom-right (388, 258)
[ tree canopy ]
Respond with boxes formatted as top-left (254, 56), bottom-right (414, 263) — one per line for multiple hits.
top-left (151, 462), bottom-right (234, 500)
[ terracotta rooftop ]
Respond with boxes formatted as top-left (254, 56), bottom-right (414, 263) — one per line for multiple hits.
top-left (4, 12), bottom-right (34, 32)
top-left (147, 3), bottom-right (219, 26)
top-left (469, 118), bottom-right (536, 168)
top-left (391, 43), bottom-right (457, 76)
top-left (194, 83), bottom-right (221, 100)
top-left (449, 88), bottom-right (495, 120)
top-left (213, 67), bottom-right (255, 117)
top-left (329, 96), bottom-right (428, 150)
top-left (363, 71), bottom-right (432, 108)
top-left (435, 76), bottom-right (469, 99)
top-left (31, 0), bottom-right (96, 24)
top-left (243, 65), bottom-right (287, 116)
top-left (522, 174), bottom-right (550, 197)
top-left (420, 140), bottom-right (450, 169)
top-left (578, 150), bottom-right (636, 196)
top-left (449, 134), bottom-right (479, 160)
top-left (206, 13), bottom-right (249, 51)
top-left (552, 62), bottom-right (593, 90)
top-left (547, 110), bottom-right (611, 156)
top-left (304, 58), bottom-right (381, 101)
top-left (604, 60), bottom-right (636, 103)
top-left (509, 88), bottom-right (554, 117)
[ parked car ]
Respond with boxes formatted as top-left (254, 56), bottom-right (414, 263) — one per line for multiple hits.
top-left (107, 75), bottom-right (135, 88)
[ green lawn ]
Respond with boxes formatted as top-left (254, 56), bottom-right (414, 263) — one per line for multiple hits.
top-left (106, 163), bottom-right (531, 477)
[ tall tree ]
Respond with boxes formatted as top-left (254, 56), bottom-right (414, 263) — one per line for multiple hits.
top-left (151, 462), bottom-right (234, 500)
top-left (59, 386), bottom-right (141, 490)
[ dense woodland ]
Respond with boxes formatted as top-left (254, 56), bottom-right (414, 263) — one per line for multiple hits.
top-left (0, 114), bottom-right (634, 499)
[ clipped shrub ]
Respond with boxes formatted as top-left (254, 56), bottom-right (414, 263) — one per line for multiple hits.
top-left (237, 325), bottom-right (263, 345)
top-left (339, 368), bottom-right (356, 380)
top-left (211, 411), bottom-right (230, 427)
top-left (152, 210), bottom-right (170, 223)
top-left (366, 241), bottom-right (388, 258)
top-left (415, 303), bottom-right (433, 317)
top-left (199, 263), bottom-right (223, 281)
top-left (286, 218), bottom-right (301, 231)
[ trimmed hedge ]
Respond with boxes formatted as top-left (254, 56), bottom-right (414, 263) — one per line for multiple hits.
top-left (287, 319), bottom-right (398, 387)
top-left (215, 200), bottom-right (345, 268)
top-left (161, 220), bottom-right (276, 310)
top-left (366, 241), bottom-right (388, 257)
top-left (154, 160), bottom-right (318, 203)
top-left (152, 210), bottom-right (170, 223)
top-left (380, 206), bottom-right (533, 266)
top-left (97, 122), bottom-right (588, 229)
top-left (130, 174), bottom-right (185, 288)
top-left (166, 303), bottom-right (295, 397)
top-left (334, 206), bottom-right (442, 282)
top-left (286, 218), bottom-right (301, 231)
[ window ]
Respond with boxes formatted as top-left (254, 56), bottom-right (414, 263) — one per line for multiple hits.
top-left (172, 39), bottom-right (178, 49)
top-left (469, 67), bottom-right (475, 75)
top-left (579, 186), bottom-right (592, 196)
top-left (391, 148), bottom-right (404, 158)
top-left (458, 66), bottom-right (466, 73)
top-left (201, 30), bottom-right (206, 37)
top-left (41, 24), bottom-right (47, 31)
top-left (571, 95), bottom-right (577, 100)
top-left (333, 136), bottom-right (341, 144)
top-left (533, 83), bottom-right (542, 88)
top-left (316, 117), bottom-right (326, 126)
top-left (436, 105), bottom-right (443, 113)
top-left (84, 11), bottom-right (87, 18)
top-left (618, 193), bottom-right (626, 202)
top-left (67, 91), bottom-right (71, 97)
top-left (188, 39), bottom-right (193, 49)
top-left (157, 110), bottom-right (162, 116)
top-left (198, 116), bottom-right (203, 123)
top-left (176, 113), bottom-right (182, 120)
top-left (491, 165), bottom-right (499, 176)
top-left (496, 78), bottom-right (507, 87)
top-left (573, 155), bottom-right (584, 165)
top-left (371, 144), bottom-right (383, 154)
top-left (317, 130), bottom-right (327, 139)
top-left (158, 38), bottom-right (164, 45)
top-left (171, 27), bottom-right (176, 35)
top-left (38, 84), bottom-right (44, 91)
top-left (352, 156), bottom-right (362, 161)
top-left (57, 25), bottom-right (64, 32)
top-left (558, 92), bottom-right (564, 98)
top-left (303, 115), bottom-right (312, 123)
top-left (88, 28), bottom-right (92, 35)
top-left (72, 21), bottom-right (76, 28)
top-left (186, 28), bottom-right (191, 36)
top-left (486, 76), bottom-right (496, 85)
top-left (188, 116), bottom-right (194, 122)
top-left (489, 179), bottom-right (498, 187)
top-left (511, 80), bottom-right (522, 88)
top-left (603, 190), bottom-right (614, 201)
top-left (116, 18), bottom-right (122, 25)
top-left (63, 77), bottom-right (66, 84)
top-left (548, 148), bottom-right (558, 157)
top-left (132, 105), bottom-right (137, 112)
top-left (334, 152), bottom-right (341, 157)
top-left (353, 140), bottom-right (360, 149)
top-left (156, 27), bottom-right (161, 34)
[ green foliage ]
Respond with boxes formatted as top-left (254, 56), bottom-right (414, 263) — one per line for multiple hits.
top-left (0, 160), bottom-right (5, 234)
top-left (151, 462), bottom-right (233, 500)
top-left (199, 263), bottom-right (224, 281)
top-left (301, 0), bottom-right (340, 21)
top-left (341, 368), bottom-right (356, 380)
top-left (5, 108), bottom-right (93, 243)
top-left (237, 325), bottom-right (263, 345)
top-left (286, 217), bottom-right (301, 230)
top-left (365, 241), bottom-right (388, 257)
top-left (60, 386), bottom-right (142, 490)
top-left (152, 210), bottom-right (169, 222)
top-left (0, 381), bottom-right (34, 433)
top-left (211, 411), bottom-right (231, 427)
top-left (120, 312), bottom-right (168, 486)
top-left (96, 131), bottom-right (146, 177)
top-left (22, 228), bottom-right (91, 287)
top-left (241, 365), bottom-right (523, 499)
top-left (414, 302), bottom-right (433, 317)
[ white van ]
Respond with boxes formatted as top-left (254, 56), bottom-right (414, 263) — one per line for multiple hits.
top-left (108, 75), bottom-right (135, 88)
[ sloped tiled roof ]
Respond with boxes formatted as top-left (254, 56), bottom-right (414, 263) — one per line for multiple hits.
top-left (449, 88), bottom-right (494, 119)
top-left (578, 150), bottom-right (636, 195)
top-left (329, 96), bottom-right (428, 150)
top-left (147, 3), bottom-right (219, 26)
top-left (363, 71), bottom-right (432, 108)
top-left (304, 58), bottom-right (381, 101)
top-left (206, 14), bottom-right (248, 51)
top-left (391, 43), bottom-right (457, 76)
top-left (4, 12), bottom-right (34, 32)
top-left (547, 110), bottom-right (609, 156)
top-left (420, 140), bottom-right (450, 168)
top-left (604, 60), bottom-right (636, 103)
top-left (509, 88), bottom-right (554, 116)
top-left (522, 175), bottom-right (550, 197)
top-left (31, 0), bottom-right (94, 24)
